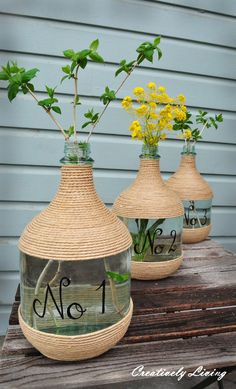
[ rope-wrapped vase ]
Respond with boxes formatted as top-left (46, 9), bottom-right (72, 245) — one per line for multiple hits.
top-left (113, 145), bottom-right (184, 280)
top-left (18, 142), bottom-right (133, 361)
top-left (167, 149), bottom-right (213, 243)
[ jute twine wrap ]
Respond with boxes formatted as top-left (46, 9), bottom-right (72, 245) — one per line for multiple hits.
top-left (18, 300), bottom-right (133, 361)
top-left (131, 256), bottom-right (183, 280)
top-left (167, 154), bottom-right (213, 201)
top-left (183, 225), bottom-right (211, 243)
top-left (113, 159), bottom-right (184, 219)
top-left (19, 165), bottom-right (132, 260)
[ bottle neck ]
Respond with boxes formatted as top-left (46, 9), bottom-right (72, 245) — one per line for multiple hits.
top-left (181, 142), bottom-right (196, 156)
top-left (140, 143), bottom-right (160, 160)
top-left (60, 141), bottom-right (94, 165)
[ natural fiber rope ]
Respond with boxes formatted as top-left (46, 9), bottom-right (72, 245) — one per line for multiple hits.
top-left (131, 255), bottom-right (183, 280)
top-left (183, 225), bottom-right (211, 243)
top-left (167, 154), bottom-right (213, 200)
top-left (113, 159), bottom-right (184, 219)
top-left (18, 299), bottom-right (133, 361)
top-left (19, 165), bottom-right (132, 260)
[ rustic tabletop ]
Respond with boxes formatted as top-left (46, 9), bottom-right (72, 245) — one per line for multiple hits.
top-left (1, 239), bottom-right (236, 389)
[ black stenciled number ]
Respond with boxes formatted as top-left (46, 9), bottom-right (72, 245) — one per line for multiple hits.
top-left (33, 276), bottom-right (86, 320)
top-left (201, 209), bottom-right (208, 226)
top-left (168, 230), bottom-right (177, 252)
top-left (96, 279), bottom-right (106, 314)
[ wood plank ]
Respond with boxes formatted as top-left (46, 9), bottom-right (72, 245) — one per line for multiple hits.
top-left (5, 306), bottom-right (236, 354)
top-left (0, 52), bottom-right (235, 111)
top-left (0, 0), bottom-right (236, 47)
top-left (1, 95), bottom-right (235, 144)
top-left (1, 14), bottom-right (236, 80)
top-left (1, 129), bottom-right (236, 175)
top-left (156, 0), bottom-right (236, 17)
top-left (1, 332), bottom-right (236, 388)
top-left (1, 166), bottom-right (236, 206)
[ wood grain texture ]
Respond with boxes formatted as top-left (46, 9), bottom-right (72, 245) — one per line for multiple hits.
top-left (1, 242), bottom-right (236, 388)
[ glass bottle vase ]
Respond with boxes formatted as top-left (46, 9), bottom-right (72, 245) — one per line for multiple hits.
top-left (18, 141), bottom-right (133, 361)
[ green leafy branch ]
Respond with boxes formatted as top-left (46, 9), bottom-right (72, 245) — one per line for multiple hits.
top-left (173, 110), bottom-right (223, 145)
top-left (86, 36), bottom-right (162, 142)
top-left (61, 39), bottom-right (104, 141)
top-left (106, 271), bottom-right (130, 283)
top-left (0, 61), bottom-right (67, 138)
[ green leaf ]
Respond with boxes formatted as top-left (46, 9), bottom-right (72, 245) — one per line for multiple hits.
top-left (156, 47), bottom-right (162, 60)
top-left (78, 49), bottom-right (91, 59)
top-left (154, 36), bottom-right (161, 46)
top-left (27, 83), bottom-right (34, 92)
top-left (89, 52), bottom-right (104, 63)
top-left (8, 82), bottom-right (19, 102)
top-left (106, 271), bottom-right (130, 283)
top-left (82, 121), bottom-right (92, 128)
top-left (62, 65), bottom-right (71, 75)
top-left (90, 39), bottom-right (99, 51)
top-left (21, 68), bottom-right (39, 83)
top-left (61, 75), bottom-right (69, 84)
top-left (38, 97), bottom-right (58, 107)
top-left (79, 57), bottom-right (88, 69)
top-left (51, 106), bottom-right (61, 114)
top-left (0, 71), bottom-right (8, 80)
top-left (64, 125), bottom-right (74, 138)
top-left (46, 85), bottom-right (54, 98)
top-left (63, 49), bottom-right (75, 59)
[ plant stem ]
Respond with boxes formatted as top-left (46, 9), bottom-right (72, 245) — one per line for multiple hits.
top-left (103, 259), bottom-right (125, 318)
top-left (25, 85), bottom-right (68, 139)
top-left (73, 66), bottom-right (79, 142)
top-left (193, 120), bottom-right (208, 146)
top-left (86, 60), bottom-right (138, 142)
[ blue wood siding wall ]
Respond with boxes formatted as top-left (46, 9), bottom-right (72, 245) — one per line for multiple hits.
top-left (0, 0), bottom-right (236, 334)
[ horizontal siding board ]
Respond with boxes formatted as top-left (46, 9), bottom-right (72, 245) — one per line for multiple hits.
top-left (1, 14), bottom-right (236, 80)
top-left (0, 238), bottom-right (19, 271)
top-left (0, 205), bottom-right (235, 237)
top-left (0, 53), bottom-right (236, 111)
top-left (0, 97), bottom-right (234, 145)
top-left (215, 237), bottom-right (236, 253)
top-left (1, 0), bottom-right (236, 47)
top-left (0, 167), bottom-right (236, 206)
top-left (156, 0), bottom-right (236, 17)
top-left (0, 272), bottom-right (19, 305)
top-left (0, 129), bottom-right (236, 175)
top-left (0, 306), bottom-right (12, 335)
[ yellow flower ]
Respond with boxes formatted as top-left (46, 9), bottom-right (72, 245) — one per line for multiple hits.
top-left (158, 86), bottom-right (166, 93)
top-left (149, 92), bottom-right (159, 101)
top-left (181, 105), bottom-right (187, 112)
top-left (167, 123), bottom-right (173, 130)
top-left (121, 96), bottom-right (132, 109)
top-left (174, 109), bottom-right (186, 121)
top-left (129, 120), bottom-right (141, 132)
top-left (149, 102), bottom-right (157, 110)
top-left (133, 86), bottom-right (145, 96)
top-left (177, 94), bottom-right (186, 104)
top-left (147, 122), bottom-right (156, 130)
top-left (149, 111), bottom-right (158, 120)
top-left (147, 82), bottom-right (157, 90)
top-left (183, 129), bottom-right (192, 140)
top-left (160, 133), bottom-right (167, 140)
top-left (136, 104), bottom-right (148, 116)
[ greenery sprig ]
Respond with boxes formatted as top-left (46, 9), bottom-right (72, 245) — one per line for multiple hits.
top-left (0, 37), bottom-right (162, 144)
top-left (173, 109), bottom-right (223, 151)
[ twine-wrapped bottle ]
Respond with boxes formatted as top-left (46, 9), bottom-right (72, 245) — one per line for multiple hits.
top-left (167, 145), bottom-right (213, 243)
top-left (113, 144), bottom-right (184, 280)
top-left (18, 141), bottom-right (133, 361)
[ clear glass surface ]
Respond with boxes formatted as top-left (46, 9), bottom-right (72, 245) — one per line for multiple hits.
top-left (122, 217), bottom-right (183, 262)
top-left (183, 199), bottom-right (212, 229)
top-left (20, 249), bottom-right (131, 335)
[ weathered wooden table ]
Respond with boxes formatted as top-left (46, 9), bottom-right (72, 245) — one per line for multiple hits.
top-left (1, 240), bottom-right (236, 389)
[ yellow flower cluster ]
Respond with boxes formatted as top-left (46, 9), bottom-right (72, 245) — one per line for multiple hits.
top-left (183, 129), bottom-right (192, 140)
top-left (121, 82), bottom-right (186, 146)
